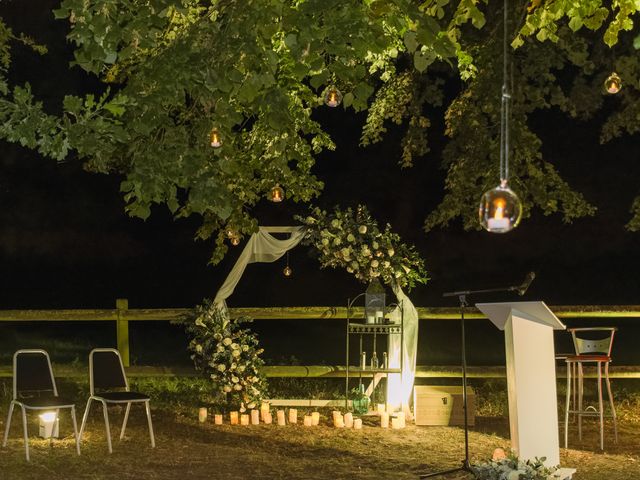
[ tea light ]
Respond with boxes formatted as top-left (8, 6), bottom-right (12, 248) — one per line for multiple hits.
top-left (380, 412), bottom-right (389, 428)
top-left (344, 412), bottom-right (354, 428)
top-left (260, 402), bottom-right (270, 421)
top-left (377, 403), bottom-right (386, 415)
top-left (198, 407), bottom-right (208, 423)
top-left (304, 415), bottom-right (313, 427)
top-left (311, 411), bottom-right (320, 426)
top-left (391, 417), bottom-right (401, 429)
top-left (354, 418), bottom-right (363, 429)
top-left (251, 409), bottom-right (260, 425)
top-left (230, 411), bottom-right (239, 425)
top-left (214, 414), bottom-right (223, 425)
top-left (264, 413), bottom-right (273, 424)
top-left (240, 414), bottom-right (250, 425)
top-left (288, 408), bottom-right (298, 424)
top-left (277, 410), bottom-right (286, 426)
top-left (334, 414), bottom-right (344, 428)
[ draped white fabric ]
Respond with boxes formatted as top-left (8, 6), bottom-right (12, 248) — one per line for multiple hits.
top-left (213, 226), bottom-right (419, 416)
top-left (386, 282), bottom-right (419, 417)
top-left (213, 227), bottom-right (305, 308)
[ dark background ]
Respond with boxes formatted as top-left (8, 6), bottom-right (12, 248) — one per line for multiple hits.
top-left (1, 0), bottom-right (639, 367)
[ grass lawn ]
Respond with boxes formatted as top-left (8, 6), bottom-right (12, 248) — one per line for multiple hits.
top-left (0, 407), bottom-right (638, 480)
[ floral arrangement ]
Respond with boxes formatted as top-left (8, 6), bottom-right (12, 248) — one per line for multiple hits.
top-left (177, 299), bottom-right (267, 412)
top-left (473, 450), bottom-right (558, 480)
top-left (296, 205), bottom-right (428, 290)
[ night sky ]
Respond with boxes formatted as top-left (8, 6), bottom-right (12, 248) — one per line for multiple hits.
top-left (1, 1), bottom-right (640, 366)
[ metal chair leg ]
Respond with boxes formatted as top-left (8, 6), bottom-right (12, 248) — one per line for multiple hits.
top-left (564, 361), bottom-right (571, 448)
top-left (597, 362), bottom-right (604, 451)
top-left (79, 397), bottom-right (93, 440)
top-left (145, 401), bottom-right (155, 448)
top-left (20, 405), bottom-right (29, 462)
top-left (578, 362), bottom-right (584, 441)
top-left (605, 362), bottom-right (618, 443)
top-left (71, 406), bottom-right (81, 455)
top-left (2, 401), bottom-right (15, 448)
top-left (101, 401), bottom-right (113, 454)
top-left (120, 403), bottom-right (131, 440)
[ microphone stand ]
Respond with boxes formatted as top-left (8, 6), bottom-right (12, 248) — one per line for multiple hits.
top-left (419, 280), bottom-right (527, 479)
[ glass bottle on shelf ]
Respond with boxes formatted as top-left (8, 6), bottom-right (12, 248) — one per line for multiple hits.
top-left (361, 351), bottom-right (367, 369)
top-left (383, 352), bottom-right (388, 370)
top-left (370, 351), bottom-right (379, 369)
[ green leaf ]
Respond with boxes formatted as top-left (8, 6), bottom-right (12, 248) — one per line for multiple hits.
top-left (342, 92), bottom-right (354, 108)
top-left (404, 31), bottom-right (418, 53)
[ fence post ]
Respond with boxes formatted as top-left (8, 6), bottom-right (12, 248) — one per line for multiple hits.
top-left (116, 298), bottom-right (130, 367)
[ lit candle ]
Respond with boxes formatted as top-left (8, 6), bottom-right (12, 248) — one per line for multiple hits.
top-left (391, 417), bottom-right (401, 429)
top-left (277, 410), bottom-right (286, 426)
top-left (288, 408), bottom-right (298, 424)
top-left (214, 414), bottom-right (223, 425)
top-left (344, 412), bottom-right (354, 428)
top-left (230, 411), bottom-right (239, 425)
top-left (198, 407), bottom-right (208, 423)
top-left (380, 412), bottom-right (389, 428)
top-left (488, 199), bottom-right (510, 230)
top-left (251, 409), bottom-right (260, 425)
top-left (334, 415), bottom-right (345, 428)
top-left (311, 411), bottom-right (320, 426)
top-left (264, 413), bottom-right (273, 425)
top-left (377, 403), bottom-right (386, 415)
top-left (304, 415), bottom-right (313, 427)
top-left (260, 402), bottom-right (270, 421)
top-left (240, 414), bottom-right (250, 426)
top-left (353, 418), bottom-right (363, 429)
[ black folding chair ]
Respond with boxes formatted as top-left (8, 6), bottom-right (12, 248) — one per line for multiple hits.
top-left (2, 349), bottom-right (80, 461)
top-left (79, 348), bottom-right (155, 453)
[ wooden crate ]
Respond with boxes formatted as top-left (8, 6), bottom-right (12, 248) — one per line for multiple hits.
top-left (414, 385), bottom-right (476, 427)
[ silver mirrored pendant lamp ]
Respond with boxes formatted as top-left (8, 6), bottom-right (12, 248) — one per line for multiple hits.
top-left (478, 0), bottom-right (523, 233)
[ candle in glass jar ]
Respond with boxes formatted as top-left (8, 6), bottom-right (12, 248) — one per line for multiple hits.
top-left (214, 414), bottom-right (223, 425)
top-left (198, 407), bottom-right (208, 423)
top-left (380, 412), bottom-right (389, 428)
top-left (277, 410), bottom-right (286, 426)
top-left (230, 411), bottom-right (239, 425)
top-left (303, 415), bottom-right (313, 427)
top-left (260, 402), bottom-right (270, 421)
top-left (288, 408), bottom-right (297, 424)
top-left (311, 411), bottom-right (320, 426)
top-left (354, 418), bottom-right (363, 429)
top-left (344, 412), bottom-right (354, 428)
top-left (264, 413), bottom-right (273, 424)
top-left (240, 414), bottom-right (250, 425)
top-left (251, 409), bottom-right (260, 425)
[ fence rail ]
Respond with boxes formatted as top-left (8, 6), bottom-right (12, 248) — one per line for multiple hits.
top-left (1, 299), bottom-right (640, 368)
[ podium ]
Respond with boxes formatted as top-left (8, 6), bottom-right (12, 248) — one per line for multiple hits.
top-left (476, 301), bottom-right (565, 467)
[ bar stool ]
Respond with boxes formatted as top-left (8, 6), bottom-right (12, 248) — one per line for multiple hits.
top-left (564, 327), bottom-right (617, 450)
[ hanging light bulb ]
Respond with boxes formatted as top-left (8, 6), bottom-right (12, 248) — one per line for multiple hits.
top-left (209, 128), bottom-right (222, 148)
top-left (283, 252), bottom-right (292, 277)
top-left (269, 184), bottom-right (285, 202)
top-left (225, 227), bottom-right (237, 239)
top-left (478, 0), bottom-right (523, 234)
top-left (230, 235), bottom-right (241, 246)
top-left (604, 72), bottom-right (622, 94)
top-left (479, 179), bottom-right (523, 233)
top-left (323, 86), bottom-right (343, 108)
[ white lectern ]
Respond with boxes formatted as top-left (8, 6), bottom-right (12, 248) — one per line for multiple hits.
top-left (476, 301), bottom-right (565, 467)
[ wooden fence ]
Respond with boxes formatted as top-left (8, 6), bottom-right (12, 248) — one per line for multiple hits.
top-left (0, 299), bottom-right (639, 378)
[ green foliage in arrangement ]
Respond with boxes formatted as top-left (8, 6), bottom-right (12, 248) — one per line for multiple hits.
top-left (473, 455), bottom-right (557, 480)
top-left (297, 205), bottom-right (429, 290)
top-left (0, 1), bottom-right (639, 260)
top-left (175, 299), bottom-right (268, 412)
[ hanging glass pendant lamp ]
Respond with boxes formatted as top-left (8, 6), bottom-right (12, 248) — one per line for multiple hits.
top-left (478, 0), bottom-right (522, 234)
top-left (604, 72), bottom-right (622, 94)
top-left (283, 252), bottom-right (292, 277)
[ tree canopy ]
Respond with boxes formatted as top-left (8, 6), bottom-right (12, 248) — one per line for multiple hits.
top-left (0, 0), bottom-right (639, 263)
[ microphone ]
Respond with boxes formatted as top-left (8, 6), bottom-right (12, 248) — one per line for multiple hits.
top-left (517, 272), bottom-right (536, 296)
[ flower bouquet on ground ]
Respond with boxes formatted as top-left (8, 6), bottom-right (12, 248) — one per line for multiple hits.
top-left (473, 449), bottom-right (558, 480)
top-left (177, 299), bottom-right (268, 413)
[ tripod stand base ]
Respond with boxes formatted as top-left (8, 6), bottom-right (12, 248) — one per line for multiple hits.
top-left (418, 459), bottom-right (474, 478)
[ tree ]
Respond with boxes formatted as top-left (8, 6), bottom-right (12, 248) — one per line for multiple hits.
top-left (0, 0), bottom-right (638, 263)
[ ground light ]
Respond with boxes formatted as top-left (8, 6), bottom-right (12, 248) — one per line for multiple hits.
top-left (39, 411), bottom-right (59, 439)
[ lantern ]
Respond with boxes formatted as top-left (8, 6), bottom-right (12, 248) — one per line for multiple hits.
top-left (365, 279), bottom-right (386, 324)
top-left (269, 184), bottom-right (285, 202)
top-left (209, 128), bottom-right (222, 148)
top-left (479, 180), bottom-right (523, 233)
top-left (39, 411), bottom-right (59, 439)
top-left (323, 86), bottom-right (343, 108)
top-left (604, 72), bottom-right (621, 94)
top-left (230, 236), bottom-right (241, 246)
